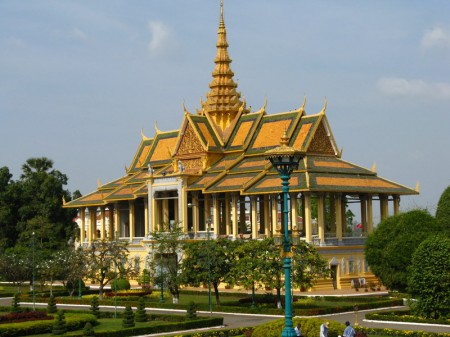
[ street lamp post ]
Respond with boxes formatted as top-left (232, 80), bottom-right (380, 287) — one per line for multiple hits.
top-left (265, 131), bottom-right (303, 337)
top-left (207, 218), bottom-right (212, 315)
top-left (32, 231), bottom-right (35, 311)
top-left (78, 244), bottom-right (82, 299)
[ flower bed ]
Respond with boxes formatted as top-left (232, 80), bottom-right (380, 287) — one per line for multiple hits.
top-left (0, 311), bottom-right (52, 324)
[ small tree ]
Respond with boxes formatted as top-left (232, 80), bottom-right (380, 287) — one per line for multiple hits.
top-left (150, 223), bottom-right (185, 303)
top-left (90, 296), bottom-right (100, 318)
top-left (135, 297), bottom-right (147, 322)
top-left (11, 293), bottom-right (21, 313)
top-left (52, 310), bottom-right (67, 335)
top-left (47, 295), bottom-right (57, 314)
top-left (122, 303), bottom-right (135, 328)
top-left (408, 234), bottom-right (450, 319)
top-left (186, 301), bottom-right (197, 319)
top-left (83, 239), bottom-right (140, 299)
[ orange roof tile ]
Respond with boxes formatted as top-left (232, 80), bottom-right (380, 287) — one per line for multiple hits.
top-left (231, 121), bottom-right (253, 147)
top-left (315, 177), bottom-right (397, 189)
top-left (150, 137), bottom-right (178, 162)
top-left (252, 120), bottom-right (292, 148)
top-left (293, 123), bottom-right (312, 150)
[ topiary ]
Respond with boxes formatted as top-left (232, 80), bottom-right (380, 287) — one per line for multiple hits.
top-left (122, 303), bottom-right (135, 328)
top-left (47, 295), bottom-right (57, 314)
top-left (82, 322), bottom-right (95, 337)
top-left (90, 296), bottom-right (100, 318)
top-left (112, 278), bottom-right (131, 291)
top-left (135, 297), bottom-right (147, 322)
top-left (52, 310), bottom-right (67, 335)
top-left (11, 293), bottom-right (21, 313)
top-left (186, 301), bottom-right (197, 319)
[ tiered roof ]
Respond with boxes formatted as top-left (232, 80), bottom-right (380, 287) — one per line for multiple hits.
top-left (64, 3), bottom-right (417, 208)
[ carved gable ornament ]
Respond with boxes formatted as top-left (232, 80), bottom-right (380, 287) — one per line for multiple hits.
top-left (308, 121), bottom-right (335, 155)
top-left (177, 123), bottom-right (205, 155)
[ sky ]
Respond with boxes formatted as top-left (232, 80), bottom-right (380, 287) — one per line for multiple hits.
top-left (1, 0), bottom-right (449, 216)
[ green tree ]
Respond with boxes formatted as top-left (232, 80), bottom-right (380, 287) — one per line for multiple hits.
top-left (150, 223), bottom-right (185, 303)
top-left (0, 250), bottom-right (31, 290)
top-left (181, 238), bottom-right (237, 305)
top-left (16, 158), bottom-right (77, 256)
top-left (228, 240), bottom-right (266, 307)
top-left (408, 234), bottom-right (450, 319)
top-left (435, 186), bottom-right (450, 233)
top-left (292, 241), bottom-right (330, 290)
top-left (84, 239), bottom-right (139, 299)
top-left (0, 167), bottom-right (21, 251)
top-left (365, 209), bottom-right (439, 291)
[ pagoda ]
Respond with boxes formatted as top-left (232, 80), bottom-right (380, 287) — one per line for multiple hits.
top-left (65, 2), bottom-right (417, 290)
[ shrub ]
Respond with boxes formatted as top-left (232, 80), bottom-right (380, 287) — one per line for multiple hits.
top-left (252, 318), bottom-right (344, 337)
top-left (10, 294), bottom-right (20, 313)
top-left (135, 297), bottom-right (148, 323)
top-left (112, 278), bottom-right (131, 291)
top-left (122, 303), bottom-right (135, 328)
top-left (52, 310), bottom-right (67, 335)
top-left (47, 295), bottom-right (57, 314)
top-left (90, 296), bottom-right (100, 318)
top-left (82, 322), bottom-right (95, 337)
top-left (186, 301), bottom-right (197, 319)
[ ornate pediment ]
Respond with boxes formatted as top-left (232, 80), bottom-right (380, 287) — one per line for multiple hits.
top-left (177, 123), bottom-right (205, 156)
top-left (307, 121), bottom-right (335, 155)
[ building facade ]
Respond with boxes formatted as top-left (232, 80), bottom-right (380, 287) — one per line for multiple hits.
top-left (65, 2), bottom-right (417, 291)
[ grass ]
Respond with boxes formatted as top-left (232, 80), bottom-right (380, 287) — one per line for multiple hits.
top-left (24, 318), bottom-right (173, 337)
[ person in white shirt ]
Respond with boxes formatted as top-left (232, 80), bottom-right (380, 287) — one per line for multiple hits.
top-left (320, 321), bottom-right (329, 337)
top-left (294, 323), bottom-right (302, 336)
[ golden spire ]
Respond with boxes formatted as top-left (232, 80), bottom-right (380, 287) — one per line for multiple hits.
top-left (199, 0), bottom-right (249, 132)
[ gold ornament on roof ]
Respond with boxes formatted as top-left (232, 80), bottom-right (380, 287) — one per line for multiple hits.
top-left (198, 0), bottom-right (249, 133)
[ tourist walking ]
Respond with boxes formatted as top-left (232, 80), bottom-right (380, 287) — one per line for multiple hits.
top-left (320, 322), bottom-right (329, 337)
top-left (343, 321), bottom-right (356, 337)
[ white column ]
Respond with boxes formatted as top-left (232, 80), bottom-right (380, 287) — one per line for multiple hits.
top-left (129, 200), bottom-right (135, 241)
top-left (80, 208), bottom-right (85, 244)
top-left (251, 196), bottom-right (258, 239)
top-left (231, 193), bottom-right (238, 238)
top-left (304, 193), bottom-right (312, 243)
top-left (317, 194), bottom-right (325, 245)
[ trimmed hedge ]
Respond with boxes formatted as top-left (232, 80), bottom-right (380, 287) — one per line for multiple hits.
top-left (365, 310), bottom-right (450, 326)
top-left (0, 313), bottom-right (97, 337)
top-left (356, 325), bottom-right (450, 337)
top-left (68, 316), bottom-right (224, 337)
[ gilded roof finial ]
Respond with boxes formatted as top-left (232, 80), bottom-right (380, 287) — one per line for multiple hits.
top-left (280, 129), bottom-right (289, 146)
top-left (199, 0), bottom-right (249, 133)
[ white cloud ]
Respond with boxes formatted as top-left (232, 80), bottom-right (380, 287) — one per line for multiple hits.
top-left (377, 77), bottom-right (450, 100)
top-left (71, 27), bottom-right (89, 42)
top-left (148, 20), bottom-right (175, 56)
top-left (421, 26), bottom-right (450, 49)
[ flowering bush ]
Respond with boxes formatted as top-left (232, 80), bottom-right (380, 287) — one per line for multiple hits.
top-left (0, 311), bottom-right (52, 324)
